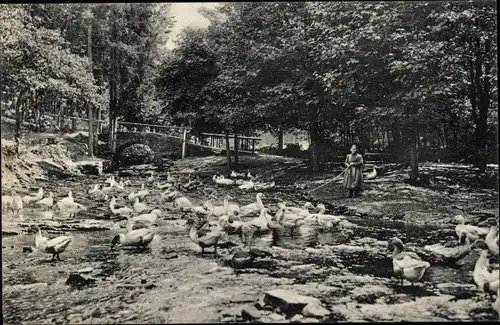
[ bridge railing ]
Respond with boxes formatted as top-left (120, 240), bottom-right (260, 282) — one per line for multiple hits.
top-left (189, 132), bottom-right (261, 154)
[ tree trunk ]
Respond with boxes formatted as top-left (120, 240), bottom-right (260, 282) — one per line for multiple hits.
top-left (278, 127), bottom-right (284, 152)
top-left (234, 131), bottom-right (240, 165)
top-left (310, 123), bottom-right (319, 172)
top-left (225, 130), bottom-right (231, 166)
top-left (474, 37), bottom-right (491, 173)
top-left (409, 125), bottom-right (419, 183)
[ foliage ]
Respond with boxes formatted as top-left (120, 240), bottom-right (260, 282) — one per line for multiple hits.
top-left (119, 143), bottom-right (155, 166)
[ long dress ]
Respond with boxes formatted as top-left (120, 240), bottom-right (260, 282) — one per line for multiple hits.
top-left (343, 153), bottom-right (364, 190)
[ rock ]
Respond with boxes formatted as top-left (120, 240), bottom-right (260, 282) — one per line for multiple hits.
top-left (351, 284), bottom-right (393, 304)
top-left (267, 313), bottom-right (286, 321)
top-left (241, 305), bottom-right (262, 320)
top-left (23, 246), bottom-right (34, 253)
top-left (301, 302), bottom-right (330, 318)
top-left (76, 267), bottom-right (93, 274)
top-left (301, 317), bottom-right (320, 323)
top-left (435, 283), bottom-right (478, 296)
top-left (263, 289), bottom-right (321, 315)
top-left (66, 273), bottom-right (97, 287)
top-left (290, 314), bottom-right (304, 322)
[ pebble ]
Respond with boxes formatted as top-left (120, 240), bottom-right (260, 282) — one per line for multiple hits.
top-left (76, 267), bottom-right (94, 274)
top-left (301, 303), bottom-right (330, 318)
top-left (241, 305), bottom-right (262, 320)
top-left (267, 313), bottom-right (286, 321)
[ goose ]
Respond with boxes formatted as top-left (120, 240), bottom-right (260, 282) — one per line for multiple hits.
top-left (388, 237), bottom-right (431, 287)
top-left (101, 184), bottom-right (114, 194)
top-left (239, 180), bottom-right (255, 191)
top-left (110, 217), bottom-right (156, 250)
top-left (493, 288), bottom-right (500, 312)
top-left (204, 195), bottom-right (239, 217)
top-left (35, 227), bottom-right (72, 261)
top-left (473, 239), bottom-right (500, 298)
top-left (190, 202), bottom-right (209, 215)
top-left (275, 205), bottom-right (305, 236)
top-left (134, 184), bottom-right (150, 200)
top-left (147, 171), bottom-right (155, 184)
top-left (365, 168), bottom-right (377, 180)
top-left (166, 172), bottom-right (176, 182)
top-left (485, 226), bottom-right (499, 257)
top-left (454, 215), bottom-right (489, 243)
top-left (57, 191), bottom-right (74, 208)
top-left (22, 187), bottom-right (44, 205)
top-left (130, 209), bottom-right (162, 229)
top-left (187, 217), bottom-right (224, 256)
top-left (90, 189), bottom-right (108, 201)
top-left (239, 193), bottom-right (265, 217)
top-left (9, 192), bottom-right (23, 217)
top-left (247, 208), bottom-right (274, 231)
top-left (162, 189), bottom-right (181, 202)
top-left (35, 192), bottom-right (54, 209)
top-left (213, 175), bottom-right (235, 186)
top-left (2, 195), bottom-right (14, 211)
top-left (63, 203), bottom-right (88, 218)
top-left (105, 175), bottom-right (115, 185)
top-left (88, 184), bottom-right (100, 195)
top-left (113, 181), bottom-right (125, 191)
top-left (109, 197), bottom-right (134, 217)
top-left (133, 197), bottom-right (149, 214)
top-left (124, 180), bottom-right (132, 186)
top-left (174, 194), bottom-right (193, 211)
top-left (231, 170), bottom-right (245, 178)
top-left (247, 171), bottom-right (255, 180)
top-left (254, 181), bottom-right (275, 191)
top-left (304, 204), bottom-right (344, 227)
top-left (280, 202), bottom-right (314, 218)
top-left (423, 230), bottom-right (472, 263)
top-left (157, 181), bottom-right (173, 190)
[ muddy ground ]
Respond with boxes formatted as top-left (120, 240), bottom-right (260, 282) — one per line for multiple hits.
top-left (2, 154), bottom-right (499, 324)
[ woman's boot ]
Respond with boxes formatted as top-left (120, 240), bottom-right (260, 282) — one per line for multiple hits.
top-left (348, 190), bottom-right (353, 198)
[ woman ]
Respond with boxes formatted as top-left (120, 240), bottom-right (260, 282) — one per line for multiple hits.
top-left (343, 144), bottom-right (364, 198)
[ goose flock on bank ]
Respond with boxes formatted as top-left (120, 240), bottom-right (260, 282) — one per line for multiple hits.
top-left (2, 167), bottom-right (499, 312)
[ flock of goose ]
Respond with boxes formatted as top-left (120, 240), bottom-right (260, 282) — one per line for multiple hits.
top-left (2, 168), bottom-right (499, 312)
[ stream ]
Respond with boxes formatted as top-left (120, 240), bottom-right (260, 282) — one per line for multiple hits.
top-left (2, 171), bottom-right (498, 323)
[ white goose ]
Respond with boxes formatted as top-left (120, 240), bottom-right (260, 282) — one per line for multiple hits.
top-left (9, 192), bottom-right (23, 217)
top-left (134, 183), bottom-right (150, 200)
top-left (473, 239), bottom-right (500, 293)
top-left (166, 172), bottom-right (176, 182)
top-left (110, 217), bottom-right (156, 250)
top-left (454, 215), bottom-right (489, 243)
top-left (57, 191), bottom-right (74, 208)
top-left (133, 197), bottom-right (149, 214)
top-left (213, 175), bottom-right (235, 185)
top-left (231, 170), bottom-right (245, 178)
top-left (113, 180), bottom-right (125, 191)
top-left (130, 209), bottom-right (162, 229)
top-left (365, 168), bottom-right (377, 180)
top-left (485, 226), bottom-right (499, 257)
top-left (238, 193), bottom-right (265, 217)
top-left (35, 227), bottom-right (72, 261)
top-left (109, 197), bottom-right (134, 217)
top-left (304, 203), bottom-right (344, 227)
top-left (157, 181), bottom-right (173, 190)
top-left (280, 202), bottom-right (314, 218)
top-left (162, 189), bottom-right (181, 202)
top-left (88, 184), bottom-right (100, 195)
top-left (388, 237), bottom-right (431, 287)
top-left (174, 194), bottom-right (193, 211)
top-left (35, 192), bottom-right (54, 210)
top-left (22, 187), bottom-right (44, 205)
top-left (239, 180), bottom-right (255, 191)
top-left (147, 171), bottom-right (155, 184)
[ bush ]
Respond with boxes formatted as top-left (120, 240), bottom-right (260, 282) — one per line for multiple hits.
top-left (119, 143), bottom-right (155, 166)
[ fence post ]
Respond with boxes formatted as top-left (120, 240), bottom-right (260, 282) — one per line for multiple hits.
top-left (181, 127), bottom-right (187, 159)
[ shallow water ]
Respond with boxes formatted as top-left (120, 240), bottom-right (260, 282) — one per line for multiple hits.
top-left (2, 172), bottom-right (498, 323)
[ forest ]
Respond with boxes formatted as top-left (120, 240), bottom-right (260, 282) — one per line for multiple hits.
top-left (1, 2), bottom-right (498, 179)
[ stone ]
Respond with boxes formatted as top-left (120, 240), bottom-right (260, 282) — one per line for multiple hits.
top-left (66, 273), bottom-right (97, 287)
top-left (301, 317), bottom-right (320, 323)
top-left (290, 264), bottom-right (316, 271)
top-left (23, 246), bottom-right (34, 253)
top-left (76, 267), bottom-right (94, 274)
top-left (267, 313), bottom-right (286, 321)
top-left (301, 303), bottom-right (330, 318)
top-left (264, 289), bottom-right (321, 315)
top-left (290, 314), bottom-right (304, 322)
top-left (241, 305), bottom-right (262, 320)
